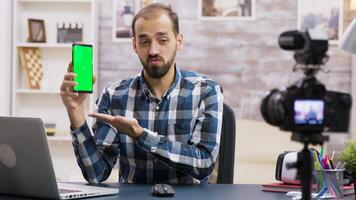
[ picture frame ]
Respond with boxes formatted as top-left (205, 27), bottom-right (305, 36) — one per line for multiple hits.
top-left (112, 0), bottom-right (137, 42)
top-left (297, 0), bottom-right (343, 45)
top-left (137, 0), bottom-right (168, 10)
top-left (198, 0), bottom-right (255, 21)
top-left (112, 0), bottom-right (172, 42)
top-left (28, 19), bottom-right (46, 43)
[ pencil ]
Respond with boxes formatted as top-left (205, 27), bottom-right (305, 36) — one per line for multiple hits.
top-left (331, 150), bottom-right (335, 161)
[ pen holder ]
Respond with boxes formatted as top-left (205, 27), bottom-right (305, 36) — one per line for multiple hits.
top-left (314, 169), bottom-right (344, 199)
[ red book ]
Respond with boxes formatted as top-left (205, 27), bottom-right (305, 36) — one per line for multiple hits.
top-left (262, 182), bottom-right (355, 196)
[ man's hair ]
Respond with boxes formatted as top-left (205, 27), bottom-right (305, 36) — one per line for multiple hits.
top-left (132, 3), bottom-right (179, 37)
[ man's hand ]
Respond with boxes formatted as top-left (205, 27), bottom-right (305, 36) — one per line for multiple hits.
top-left (60, 62), bottom-right (93, 110)
top-left (60, 62), bottom-right (96, 129)
top-left (88, 112), bottom-right (144, 140)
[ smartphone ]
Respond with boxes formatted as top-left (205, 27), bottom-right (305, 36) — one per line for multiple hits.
top-left (72, 43), bottom-right (93, 93)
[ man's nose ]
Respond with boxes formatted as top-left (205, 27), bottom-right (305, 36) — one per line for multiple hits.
top-left (149, 42), bottom-right (159, 55)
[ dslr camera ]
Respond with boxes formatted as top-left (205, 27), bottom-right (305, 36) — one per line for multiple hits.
top-left (260, 29), bottom-right (352, 134)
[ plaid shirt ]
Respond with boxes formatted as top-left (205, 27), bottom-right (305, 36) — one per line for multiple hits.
top-left (71, 67), bottom-right (223, 184)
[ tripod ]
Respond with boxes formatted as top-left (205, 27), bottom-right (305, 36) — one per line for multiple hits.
top-left (287, 132), bottom-right (329, 200)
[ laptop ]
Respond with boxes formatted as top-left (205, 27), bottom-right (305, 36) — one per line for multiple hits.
top-left (0, 116), bottom-right (119, 199)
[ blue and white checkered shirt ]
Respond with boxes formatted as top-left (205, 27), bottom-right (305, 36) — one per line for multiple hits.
top-left (71, 67), bottom-right (224, 184)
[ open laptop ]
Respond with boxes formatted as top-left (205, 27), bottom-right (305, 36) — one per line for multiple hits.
top-left (0, 116), bottom-right (119, 199)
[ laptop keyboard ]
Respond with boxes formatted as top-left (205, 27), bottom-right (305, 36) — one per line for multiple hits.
top-left (59, 188), bottom-right (82, 194)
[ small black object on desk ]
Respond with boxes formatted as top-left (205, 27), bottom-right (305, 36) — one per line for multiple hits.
top-left (151, 184), bottom-right (175, 197)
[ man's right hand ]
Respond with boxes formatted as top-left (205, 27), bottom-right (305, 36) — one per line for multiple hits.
top-left (60, 62), bottom-right (92, 129)
top-left (60, 62), bottom-right (88, 110)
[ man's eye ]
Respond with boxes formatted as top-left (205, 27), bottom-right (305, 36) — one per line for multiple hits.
top-left (140, 41), bottom-right (149, 45)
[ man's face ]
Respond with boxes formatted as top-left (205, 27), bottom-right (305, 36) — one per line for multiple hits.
top-left (133, 13), bottom-right (183, 79)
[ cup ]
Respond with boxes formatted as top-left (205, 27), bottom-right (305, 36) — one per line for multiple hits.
top-left (314, 169), bottom-right (344, 199)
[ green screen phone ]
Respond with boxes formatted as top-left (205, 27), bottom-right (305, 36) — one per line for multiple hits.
top-left (72, 44), bottom-right (93, 93)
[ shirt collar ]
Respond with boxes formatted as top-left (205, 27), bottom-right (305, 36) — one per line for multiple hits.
top-left (139, 64), bottom-right (181, 101)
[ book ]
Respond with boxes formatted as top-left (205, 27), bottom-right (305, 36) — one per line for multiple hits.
top-left (262, 182), bottom-right (355, 196)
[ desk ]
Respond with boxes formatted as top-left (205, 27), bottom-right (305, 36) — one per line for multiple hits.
top-left (0, 184), bottom-right (354, 200)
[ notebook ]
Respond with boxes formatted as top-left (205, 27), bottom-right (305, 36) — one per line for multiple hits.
top-left (0, 116), bottom-right (119, 199)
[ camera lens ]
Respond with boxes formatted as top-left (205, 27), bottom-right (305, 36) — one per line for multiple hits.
top-left (260, 89), bottom-right (286, 127)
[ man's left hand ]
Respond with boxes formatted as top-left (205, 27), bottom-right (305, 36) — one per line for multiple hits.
top-left (88, 112), bottom-right (144, 140)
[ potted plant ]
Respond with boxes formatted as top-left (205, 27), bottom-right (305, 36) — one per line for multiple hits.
top-left (339, 140), bottom-right (356, 198)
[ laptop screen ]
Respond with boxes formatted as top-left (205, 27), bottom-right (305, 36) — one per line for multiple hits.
top-left (0, 117), bottom-right (118, 199)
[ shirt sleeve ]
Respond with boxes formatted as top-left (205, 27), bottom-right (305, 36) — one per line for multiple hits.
top-left (136, 83), bottom-right (224, 182)
top-left (71, 87), bottom-right (120, 184)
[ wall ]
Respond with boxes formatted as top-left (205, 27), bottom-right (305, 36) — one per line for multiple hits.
top-left (97, 0), bottom-right (351, 121)
top-left (0, 0), bottom-right (12, 116)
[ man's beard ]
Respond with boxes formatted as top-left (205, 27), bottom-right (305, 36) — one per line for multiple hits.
top-left (140, 51), bottom-right (176, 79)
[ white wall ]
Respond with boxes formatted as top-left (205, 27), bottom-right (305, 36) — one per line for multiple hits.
top-left (0, 0), bottom-right (12, 116)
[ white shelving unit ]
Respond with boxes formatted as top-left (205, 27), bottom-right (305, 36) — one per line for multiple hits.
top-left (12, 0), bottom-right (98, 141)
top-left (17, 42), bottom-right (72, 48)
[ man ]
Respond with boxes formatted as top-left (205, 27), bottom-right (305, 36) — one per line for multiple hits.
top-left (60, 3), bottom-right (223, 184)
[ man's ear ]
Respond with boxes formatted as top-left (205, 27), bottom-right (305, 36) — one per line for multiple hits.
top-left (176, 33), bottom-right (184, 51)
top-left (132, 37), bottom-right (138, 54)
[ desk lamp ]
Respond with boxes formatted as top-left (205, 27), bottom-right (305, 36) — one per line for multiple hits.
top-left (340, 0), bottom-right (356, 53)
top-left (339, 18), bottom-right (356, 53)
top-left (351, 0), bottom-right (356, 11)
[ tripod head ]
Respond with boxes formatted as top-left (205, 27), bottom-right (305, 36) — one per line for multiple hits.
top-left (291, 132), bottom-right (329, 145)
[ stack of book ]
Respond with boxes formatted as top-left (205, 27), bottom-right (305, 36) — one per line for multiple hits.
top-left (44, 123), bottom-right (56, 136)
top-left (261, 182), bottom-right (355, 196)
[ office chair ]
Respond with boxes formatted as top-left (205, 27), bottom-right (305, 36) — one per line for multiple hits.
top-left (216, 103), bottom-right (236, 184)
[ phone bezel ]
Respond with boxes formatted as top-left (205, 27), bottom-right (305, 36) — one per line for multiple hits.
top-left (72, 43), bottom-right (93, 93)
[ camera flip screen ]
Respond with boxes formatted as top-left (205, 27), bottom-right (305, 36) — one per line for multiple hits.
top-left (294, 100), bottom-right (324, 125)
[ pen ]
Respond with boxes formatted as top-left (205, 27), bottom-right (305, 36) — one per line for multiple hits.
top-left (339, 162), bottom-right (346, 169)
top-left (320, 146), bottom-right (324, 159)
top-left (313, 150), bottom-right (323, 169)
top-left (325, 155), bottom-right (331, 169)
top-left (322, 158), bottom-right (329, 169)
top-left (331, 150), bottom-right (335, 161)
top-left (316, 186), bottom-right (328, 197)
top-left (329, 160), bottom-right (334, 169)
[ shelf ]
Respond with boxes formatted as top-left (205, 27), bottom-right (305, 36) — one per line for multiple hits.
top-left (47, 136), bottom-right (72, 141)
top-left (12, 0), bottom-right (97, 141)
top-left (19, 0), bottom-right (92, 3)
top-left (15, 89), bottom-right (60, 94)
top-left (16, 43), bottom-right (72, 48)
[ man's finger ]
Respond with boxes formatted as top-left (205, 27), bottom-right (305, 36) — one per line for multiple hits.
top-left (63, 80), bottom-right (78, 87)
top-left (67, 62), bottom-right (73, 73)
top-left (63, 73), bottom-right (77, 81)
top-left (88, 112), bottom-right (115, 123)
top-left (60, 80), bottom-right (77, 92)
top-left (60, 91), bottom-right (79, 97)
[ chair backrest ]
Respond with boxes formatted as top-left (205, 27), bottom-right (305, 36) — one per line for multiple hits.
top-left (216, 103), bottom-right (236, 184)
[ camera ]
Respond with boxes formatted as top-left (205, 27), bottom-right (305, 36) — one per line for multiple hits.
top-left (260, 30), bottom-right (352, 133)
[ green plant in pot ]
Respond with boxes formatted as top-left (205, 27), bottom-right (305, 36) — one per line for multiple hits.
top-left (339, 140), bottom-right (356, 198)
